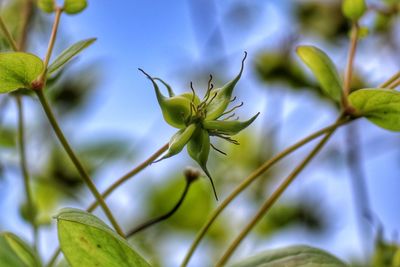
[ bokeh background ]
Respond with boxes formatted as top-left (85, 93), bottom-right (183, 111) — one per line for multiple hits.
top-left (1, 0), bottom-right (400, 266)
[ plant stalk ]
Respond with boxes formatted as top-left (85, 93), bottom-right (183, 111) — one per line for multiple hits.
top-left (216, 125), bottom-right (338, 266)
top-left (0, 16), bottom-right (18, 51)
top-left (35, 89), bottom-right (125, 237)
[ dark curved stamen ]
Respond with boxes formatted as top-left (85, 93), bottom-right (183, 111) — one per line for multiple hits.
top-left (219, 102), bottom-right (243, 118)
top-left (230, 96), bottom-right (237, 103)
top-left (221, 113), bottom-right (236, 121)
top-left (216, 134), bottom-right (240, 145)
top-left (211, 143), bottom-right (227, 156)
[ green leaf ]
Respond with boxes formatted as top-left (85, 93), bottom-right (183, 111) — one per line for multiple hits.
top-left (63, 0), bottom-right (87, 14)
top-left (349, 88), bottom-right (400, 131)
top-left (342, 0), bottom-right (366, 21)
top-left (229, 245), bottom-right (348, 267)
top-left (203, 112), bottom-right (259, 135)
top-left (56, 208), bottom-right (150, 267)
top-left (48, 38), bottom-right (96, 74)
top-left (296, 46), bottom-right (342, 103)
top-left (37, 0), bottom-right (55, 13)
top-left (0, 232), bottom-right (41, 267)
top-left (0, 52), bottom-right (44, 94)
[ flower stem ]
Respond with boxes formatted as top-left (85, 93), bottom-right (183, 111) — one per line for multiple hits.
top-left (0, 16), bottom-right (18, 51)
top-left (216, 122), bottom-right (338, 266)
top-left (380, 71), bottom-right (400, 88)
top-left (15, 94), bottom-right (38, 251)
top-left (342, 23), bottom-right (359, 108)
top-left (180, 116), bottom-right (351, 266)
top-left (87, 143), bottom-right (168, 212)
top-left (35, 89), bottom-right (125, 237)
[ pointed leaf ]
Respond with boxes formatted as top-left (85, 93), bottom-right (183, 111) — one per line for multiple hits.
top-left (0, 52), bottom-right (44, 94)
top-left (203, 112), bottom-right (259, 135)
top-left (349, 88), bottom-right (400, 131)
top-left (296, 46), bottom-right (342, 102)
top-left (187, 128), bottom-right (218, 199)
top-left (63, 0), bottom-right (87, 14)
top-left (158, 124), bottom-right (197, 161)
top-left (229, 245), bottom-right (348, 267)
top-left (37, 0), bottom-right (55, 13)
top-left (48, 38), bottom-right (96, 74)
top-left (205, 53), bottom-right (247, 120)
top-left (56, 208), bottom-right (150, 267)
top-left (0, 232), bottom-right (41, 267)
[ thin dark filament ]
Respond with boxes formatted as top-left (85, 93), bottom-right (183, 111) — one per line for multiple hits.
top-left (219, 102), bottom-right (243, 117)
top-left (211, 143), bottom-right (227, 156)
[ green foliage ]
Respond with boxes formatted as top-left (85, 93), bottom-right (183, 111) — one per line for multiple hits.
top-left (349, 88), bottom-right (400, 131)
top-left (229, 245), bottom-right (348, 267)
top-left (0, 52), bottom-right (44, 93)
top-left (48, 38), bottom-right (97, 74)
top-left (56, 208), bottom-right (150, 267)
top-left (0, 232), bottom-right (41, 267)
top-left (342, 0), bottom-right (366, 21)
top-left (38, 0), bottom-right (55, 13)
top-left (63, 0), bottom-right (87, 15)
top-left (296, 46), bottom-right (343, 103)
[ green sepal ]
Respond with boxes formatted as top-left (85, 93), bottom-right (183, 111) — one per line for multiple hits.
top-left (0, 232), bottom-right (42, 267)
top-left (154, 77), bottom-right (175, 97)
top-left (63, 0), bottom-right (87, 14)
top-left (349, 88), bottom-right (400, 131)
top-left (187, 128), bottom-right (218, 200)
top-left (203, 112), bottom-right (259, 135)
top-left (140, 69), bottom-right (192, 129)
top-left (156, 124), bottom-right (197, 162)
top-left (38, 0), bottom-right (55, 13)
top-left (342, 0), bottom-right (367, 21)
top-left (205, 52), bottom-right (247, 120)
top-left (296, 45), bottom-right (343, 103)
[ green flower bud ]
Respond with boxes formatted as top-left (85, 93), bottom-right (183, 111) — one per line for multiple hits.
top-left (140, 69), bottom-right (192, 129)
top-left (342, 0), bottom-right (367, 21)
top-left (187, 128), bottom-right (218, 200)
top-left (203, 112), bottom-right (260, 135)
top-left (38, 0), bottom-right (55, 13)
top-left (205, 52), bottom-right (247, 120)
top-left (63, 0), bottom-right (88, 15)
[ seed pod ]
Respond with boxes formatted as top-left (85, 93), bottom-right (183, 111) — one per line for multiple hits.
top-left (203, 112), bottom-right (260, 135)
top-left (157, 124), bottom-right (197, 162)
top-left (187, 128), bottom-right (218, 200)
top-left (342, 0), bottom-right (367, 21)
top-left (205, 53), bottom-right (247, 120)
top-left (140, 69), bottom-right (192, 128)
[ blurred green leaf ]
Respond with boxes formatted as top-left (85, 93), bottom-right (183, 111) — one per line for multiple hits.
top-left (0, 232), bottom-right (41, 267)
top-left (0, 52), bottom-right (44, 93)
top-left (342, 0), bottom-right (366, 21)
top-left (48, 38), bottom-right (96, 74)
top-left (296, 46), bottom-right (342, 103)
top-left (38, 0), bottom-right (55, 13)
top-left (0, 127), bottom-right (16, 148)
top-left (229, 245), bottom-right (348, 267)
top-left (349, 88), bottom-right (400, 131)
top-left (56, 208), bottom-right (151, 267)
top-left (63, 0), bottom-right (87, 15)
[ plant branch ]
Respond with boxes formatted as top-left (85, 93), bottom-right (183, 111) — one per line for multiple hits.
top-left (15, 94), bottom-right (38, 251)
top-left (180, 116), bottom-right (352, 266)
top-left (127, 176), bottom-right (192, 237)
top-left (380, 71), bottom-right (400, 88)
top-left (35, 89), bottom-right (125, 237)
top-left (38, 6), bottom-right (62, 83)
top-left (342, 23), bottom-right (359, 108)
top-left (17, 0), bottom-right (34, 51)
top-left (87, 143), bottom-right (168, 212)
top-left (388, 79), bottom-right (400, 89)
top-left (0, 16), bottom-right (18, 51)
top-left (216, 125), bottom-right (338, 266)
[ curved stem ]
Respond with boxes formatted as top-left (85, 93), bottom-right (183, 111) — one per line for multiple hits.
top-left (127, 177), bottom-right (191, 237)
top-left (343, 23), bottom-right (359, 105)
top-left (180, 117), bottom-right (351, 266)
top-left (35, 89), bottom-right (125, 237)
top-left (87, 143), bottom-right (168, 212)
top-left (0, 16), bottom-right (18, 51)
top-left (216, 124), bottom-right (338, 266)
top-left (15, 95), bottom-right (38, 251)
top-left (17, 0), bottom-right (34, 51)
top-left (380, 71), bottom-right (400, 88)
